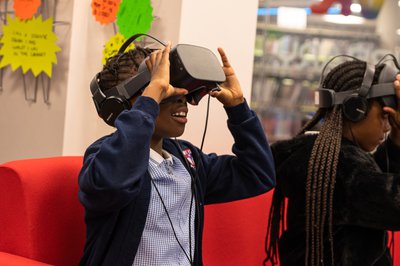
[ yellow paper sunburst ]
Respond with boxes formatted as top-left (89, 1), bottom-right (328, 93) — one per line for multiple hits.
top-left (0, 15), bottom-right (61, 77)
top-left (102, 33), bottom-right (135, 65)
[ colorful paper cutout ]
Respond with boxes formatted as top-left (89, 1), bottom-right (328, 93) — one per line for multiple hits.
top-left (102, 33), bottom-right (135, 65)
top-left (92, 0), bottom-right (121, 25)
top-left (14, 0), bottom-right (41, 20)
top-left (310, 0), bottom-right (385, 19)
top-left (0, 16), bottom-right (61, 77)
top-left (359, 0), bottom-right (385, 19)
top-left (310, 0), bottom-right (351, 16)
top-left (116, 0), bottom-right (153, 38)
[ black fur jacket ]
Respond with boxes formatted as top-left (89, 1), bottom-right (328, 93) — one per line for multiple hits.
top-left (271, 133), bottom-right (400, 266)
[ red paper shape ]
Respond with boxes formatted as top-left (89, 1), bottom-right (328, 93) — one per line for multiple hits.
top-left (14, 0), bottom-right (41, 20)
top-left (92, 0), bottom-right (121, 25)
top-left (310, 0), bottom-right (352, 16)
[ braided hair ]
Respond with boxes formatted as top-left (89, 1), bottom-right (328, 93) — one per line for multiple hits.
top-left (264, 59), bottom-right (384, 266)
top-left (98, 47), bottom-right (151, 93)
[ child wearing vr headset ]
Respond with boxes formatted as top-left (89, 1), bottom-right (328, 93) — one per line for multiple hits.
top-left (78, 39), bottom-right (276, 266)
top-left (264, 55), bottom-right (400, 266)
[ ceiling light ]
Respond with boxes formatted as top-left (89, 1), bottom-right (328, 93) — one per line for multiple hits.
top-left (277, 7), bottom-right (307, 29)
top-left (322, 14), bottom-right (365, 25)
top-left (350, 3), bottom-right (361, 13)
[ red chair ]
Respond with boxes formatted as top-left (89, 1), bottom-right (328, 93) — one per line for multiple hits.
top-left (202, 191), bottom-right (400, 266)
top-left (0, 156), bottom-right (85, 266)
top-left (389, 231), bottom-right (400, 266)
top-left (1, 156), bottom-right (397, 266)
top-left (202, 191), bottom-right (274, 266)
top-left (0, 155), bottom-right (274, 266)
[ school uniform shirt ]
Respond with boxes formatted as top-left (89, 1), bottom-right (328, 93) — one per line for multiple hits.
top-left (133, 148), bottom-right (195, 266)
top-left (78, 96), bottom-right (276, 266)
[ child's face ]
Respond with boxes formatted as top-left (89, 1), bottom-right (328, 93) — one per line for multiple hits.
top-left (153, 96), bottom-right (188, 139)
top-left (346, 100), bottom-right (391, 152)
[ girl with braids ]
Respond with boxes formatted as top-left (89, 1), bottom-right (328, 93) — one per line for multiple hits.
top-left (78, 42), bottom-right (275, 266)
top-left (264, 56), bottom-right (400, 266)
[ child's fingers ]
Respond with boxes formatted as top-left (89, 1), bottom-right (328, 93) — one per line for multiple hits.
top-left (173, 87), bottom-right (188, 96)
top-left (394, 77), bottom-right (400, 110)
top-left (217, 47), bottom-right (231, 68)
top-left (145, 58), bottom-right (153, 72)
top-left (160, 42), bottom-right (171, 63)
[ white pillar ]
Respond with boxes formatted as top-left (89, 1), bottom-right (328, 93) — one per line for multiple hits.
top-left (62, 0), bottom-right (117, 155)
top-left (178, 0), bottom-right (259, 154)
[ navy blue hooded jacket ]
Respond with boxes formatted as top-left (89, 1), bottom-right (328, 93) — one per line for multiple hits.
top-left (78, 96), bottom-right (275, 265)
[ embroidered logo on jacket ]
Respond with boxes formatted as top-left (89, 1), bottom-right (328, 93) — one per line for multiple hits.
top-left (182, 148), bottom-right (196, 169)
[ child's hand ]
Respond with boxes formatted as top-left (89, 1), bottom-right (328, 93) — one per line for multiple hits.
top-left (142, 42), bottom-right (187, 103)
top-left (383, 74), bottom-right (400, 145)
top-left (209, 48), bottom-right (244, 107)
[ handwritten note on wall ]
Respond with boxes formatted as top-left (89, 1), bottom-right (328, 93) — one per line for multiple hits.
top-left (0, 16), bottom-right (61, 77)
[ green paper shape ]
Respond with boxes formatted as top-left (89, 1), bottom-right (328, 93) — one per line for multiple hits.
top-left (116, 0), bottom-right (153, 39)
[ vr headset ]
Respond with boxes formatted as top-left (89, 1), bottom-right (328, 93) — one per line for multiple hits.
top-left (90, 33), bottom-right (226, 127)
top-left (315, 55), bottom-right (399, 122)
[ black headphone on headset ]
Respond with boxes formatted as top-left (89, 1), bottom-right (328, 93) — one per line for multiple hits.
top-left (90, 33), bottom-right (163, 127)
top-left (316, 54), bottom-right (400, 122)
top-left (341, 63), bottom-right (375, 122)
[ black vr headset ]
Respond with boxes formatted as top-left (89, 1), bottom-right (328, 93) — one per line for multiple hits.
top-left (90, 33), bottom-right (226, 127)
top-left (315, 54), bottom-right (399, 122)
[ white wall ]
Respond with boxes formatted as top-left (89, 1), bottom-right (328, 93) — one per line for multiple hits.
top-left (178, 0), bottom-right (259, 154)
top-left (62, 0), bottom-right (259, 156)
top-left (62, 0), bottom-right (115, 156)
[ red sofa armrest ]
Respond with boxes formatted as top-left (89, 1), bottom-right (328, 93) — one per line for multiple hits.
top-left (0, 252), bottom-right (53, 266)
top-left (0, 156), bottom-right (85, 266)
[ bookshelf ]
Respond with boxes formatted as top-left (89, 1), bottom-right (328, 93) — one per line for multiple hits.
top-left (252, 4), bottom-right (382, 143)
